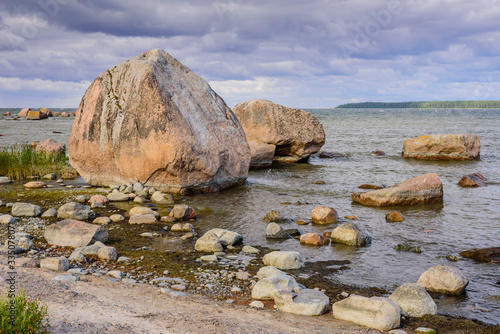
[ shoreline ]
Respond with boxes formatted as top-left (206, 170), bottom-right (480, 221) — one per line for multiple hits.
top-left (0, 183), bottom-right (499, 333)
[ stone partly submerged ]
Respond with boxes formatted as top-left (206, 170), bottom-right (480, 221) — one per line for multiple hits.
top-left (68, 49), bottom-right (250, 194)
top-left (402, 134), bottom-right (480, 160)
top-left (351, 173), bottom-right (443, 207)
top-left (232, 99), bottom-right (325, 166)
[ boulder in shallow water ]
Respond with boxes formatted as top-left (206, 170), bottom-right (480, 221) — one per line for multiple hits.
top-left (311, 206), bottom-right (337, 224)
top-left (68, 49), bottom-right (250, 194)
top-left (233, 99), bottom-right (325, 163)
top-left (459, 247), bottom-right (500, 263)
top-left (351, 173), bottom-right (443, 207)
top-left (417, 265), bottom-right (469, 295)
top-left (194, 232), bottom-right (223, 252)
top-left (458, 173), bottom-right (486, 187)
top-left (299, 233), bottom-right (329, 246)
top-left (266, 223), bottom-right (291, 239)
top-left (331, 222), bottom-right (372, 246)
top-left (402, 134), bottom-right (480, 160)
top-left (386, 211), bottom-right (404, 222)
top-left (389, 282), bottom-right (437, 317)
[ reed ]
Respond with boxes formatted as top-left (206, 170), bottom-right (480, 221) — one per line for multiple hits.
top-left (0, 144), bottom-right (68, 180)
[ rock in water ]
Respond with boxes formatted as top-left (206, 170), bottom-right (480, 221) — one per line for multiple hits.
top-left (402, 134), bottom-right (480, 160)
top-left (232, 99), bottom-right (325, 163)
top-left (389, 282), bottom-right (437, 317)
top-left (458, 173), bottom-right (486, 187)
top-left (417, 265), bottom-right (469, 295)
top-left (68, 49), bottom-right (250, 194)
top-left (351, 173), bottom-right (443, 207)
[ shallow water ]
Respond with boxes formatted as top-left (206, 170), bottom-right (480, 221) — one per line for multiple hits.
top-left (1, 107), bottom-right (499, 324)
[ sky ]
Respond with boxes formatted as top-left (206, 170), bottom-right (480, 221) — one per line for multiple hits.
top-left (1, 0), bottom-right (500, 108)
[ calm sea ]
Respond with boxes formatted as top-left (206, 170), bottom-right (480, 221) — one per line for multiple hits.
top-left (1, 107), bottom-right (499, 324)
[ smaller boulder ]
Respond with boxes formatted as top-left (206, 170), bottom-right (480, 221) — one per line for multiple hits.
top-left (57, 202), bottom-right (96, 220)
top-left (40, 257), bottom-right (70, 271)
top-left (331, 222), bottom-right (372, 246)
top-left (129, 214), bottom-right (158, 224)
top-left (251, 274), bottom-right (300, 300)
top-left (459, 247), bottom-right (500, 263)
top-left (41, 208), bottom-right (58, 218)
top-left (389, 282), bottom-right (437, 317)
top-left (205, 228), bottom-right (242, 246)
top-left (262, 251), bottom-right (304, 270)
top-left (151, 191), bottom-right (174, 205)
top-left (107, 192), bottom-right (130, 202)
top-left (194, 232), bottom-right (223, 252)
top-left (274, 289), bottom-right (330, 316)
top-left (12, 203), bottom-right (43, 217)
top-left (256, 266), bottom-right (286, 279)
top-left (169, 204), bottom-right (196, 220)
top-left (0, 215), bottom-right (16, 224)
top-left (89, 195), bottom-right (109, 205)
top-left (386, 212), bottom-right (404, 222)
top-left (98, 246), bottom-right (118, 261)
top-left (109, 214), bottom-right (125, 222)
top-left (13, 232), bottom-right (33, 251)
top-left (458, 173), bottom-right (486, 187)
top-left (266, 223), bottom-right (291, 239)
top-left (171, 223), bottom-right (194, 232)
top-left (93, 217), bottom-right (112, 225)
top-left (35, 139), bottom-right (66, 155)
top-left (263, 210), bottom-right (287, 223)
top-left (299, 233), bottom-right (329, 246)
top-left (23, 181), bottom-right (46, 189)
top-left (417, 265), bottom-right (469, 295)
top-left (311, 206), bottom-right (337, 224)
top-left (129, 206), bottom-right (160, 218)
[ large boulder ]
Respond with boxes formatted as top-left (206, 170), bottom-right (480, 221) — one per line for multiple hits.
top-left (57, 202), bottom-right (96, 220)
top-left (232, 99), bottom-right (325, 163)
top-left (12, 203), bottom-right (43, 217)
top-left (274, 289), bottom-right (330, 316)
top-left (68, 49), bottom-right (250, 195)
top-left (402, 134), bottom-right (480, 160)
top-left (331, 222), bottom-right (372, 246)
top-left (389, 283), bottom-right (437, 317)
top-left (332, 295), bottom-right (400, 331)
top-left (35, 139), bottom-right (66, 155)
top-left (44, 219), bottom-right (109, 247)
top-left (417, 265), bottom-right (469, 295)
top-left (351, 173), bottom-right (443, 206)
top-left (262, 251), bottom-right (304, 270)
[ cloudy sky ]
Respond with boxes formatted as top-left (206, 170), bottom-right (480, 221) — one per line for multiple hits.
top-left (1, 0), bottom-right (500, 108)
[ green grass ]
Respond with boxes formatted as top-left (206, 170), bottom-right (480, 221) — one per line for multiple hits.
top-left (0, 289), bottom-right (50, 334)
top-left (0, 144), bottom-right (68, 181)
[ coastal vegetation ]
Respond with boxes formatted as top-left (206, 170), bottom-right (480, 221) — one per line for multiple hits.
top-left (0, 289), bottom-right (50, 334)
top-left (0, 145), bottom-right (67, 181)
top-left (336, 100), bottom-right (500, 109)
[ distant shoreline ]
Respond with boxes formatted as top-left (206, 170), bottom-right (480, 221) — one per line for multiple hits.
top-left (335, 100), bottom-right (500, 109)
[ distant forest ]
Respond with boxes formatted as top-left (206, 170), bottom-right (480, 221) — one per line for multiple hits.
top-left (336, 101), bottom-right (500, 109)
